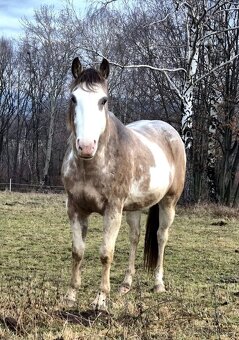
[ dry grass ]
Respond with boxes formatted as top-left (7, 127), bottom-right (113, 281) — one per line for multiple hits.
top-left (179, 203), bottom-right (239, 220)
top-left (0, 192), bottom-right (238, 339)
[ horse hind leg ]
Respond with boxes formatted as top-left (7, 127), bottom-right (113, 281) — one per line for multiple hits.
top-left (144, 196), bottom-right (176, 293)
top-left (154, 197), bottom-right (176, 293)
top-left (119, 211), bottom-right (141, 295)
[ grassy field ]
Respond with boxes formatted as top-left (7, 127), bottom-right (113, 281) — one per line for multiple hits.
top-left (0, 192), bottom-right (238, 339)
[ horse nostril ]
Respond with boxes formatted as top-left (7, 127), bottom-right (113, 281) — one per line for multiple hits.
top-left (94, 140), bottom-right (97, 145)
top-left (76, 138), bottom-right (82, 151)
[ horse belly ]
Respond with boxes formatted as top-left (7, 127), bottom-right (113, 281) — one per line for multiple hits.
top-left (123, 124), bottom-right (174, 210)
top-left (124, 165), bottom-right (171, 211)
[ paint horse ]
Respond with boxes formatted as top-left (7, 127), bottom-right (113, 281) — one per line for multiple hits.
top-left (62, 57), bottom-right (186, 310)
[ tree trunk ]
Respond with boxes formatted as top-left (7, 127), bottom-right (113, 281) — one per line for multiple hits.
top-left (181, 92), bottom-right (194, 202)
top-left (181, 86), bottom-right (193, 150)
top-left (232, 182), bottom-right (239, 208)
top-left (207, 96), bottom-right (220, 202)
top-left (225, 145), bottom-right (239, 206)
top-left (41, 99), bottom-right (56, 186)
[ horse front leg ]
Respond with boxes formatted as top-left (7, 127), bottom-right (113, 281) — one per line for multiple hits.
top-left (119, 211), bottom-right (141, 295)
top-left (65, 206), bottom-right (89, 307)
top-left (92, 207), bottom-right (122, 311)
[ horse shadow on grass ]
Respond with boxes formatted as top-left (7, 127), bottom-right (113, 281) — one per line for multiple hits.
top-left (56, 309), bottom-right (111, 327)
top-left (0, 309), bottom-right (111, 336)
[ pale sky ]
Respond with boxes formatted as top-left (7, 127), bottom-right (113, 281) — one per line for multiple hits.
top-left (0, 0), bottom-right (89, 39)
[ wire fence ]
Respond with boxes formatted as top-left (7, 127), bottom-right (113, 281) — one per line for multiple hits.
top-left (0, 180), bottom-right (65, 193)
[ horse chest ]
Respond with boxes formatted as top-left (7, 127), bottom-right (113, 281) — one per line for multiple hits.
top-left (68, 180), bottom-right (107, 213)
top-left (63, 155), bottom-right (129, 213)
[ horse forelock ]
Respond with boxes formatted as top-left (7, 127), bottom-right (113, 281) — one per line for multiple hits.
top-left (71, 68), bottom-right (106, 91)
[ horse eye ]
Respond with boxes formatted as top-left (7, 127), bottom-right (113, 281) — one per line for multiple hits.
top-left (101, 97), bottom-right (108, 106)
top-left (71, 95), bottom-right (76, 104)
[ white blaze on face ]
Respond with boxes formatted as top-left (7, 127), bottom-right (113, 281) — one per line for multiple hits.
top-left (72, 84), bottom-right (107, 158)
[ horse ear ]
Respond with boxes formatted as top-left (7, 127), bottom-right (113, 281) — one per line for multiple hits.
top-left (72, 57), bottom-right (82, 79)
top-left (100, 58), bottom-right (110, 79)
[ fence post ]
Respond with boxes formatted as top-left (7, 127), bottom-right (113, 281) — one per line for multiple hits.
top-left (9, 178), bottom-right (12, 192)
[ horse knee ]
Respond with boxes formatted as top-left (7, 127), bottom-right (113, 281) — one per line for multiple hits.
top-left (130, 228), bottom-right (140, 243)
top-left (100, 255), bottom-right (110, 265)
top-left (157, 228), bottom-right (168, 243)
top-left (100, 248), bottom-right (113, 265)
top-left (72, 247), bottom-right (84, 262)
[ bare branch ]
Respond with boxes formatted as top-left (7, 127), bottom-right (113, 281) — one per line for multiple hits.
top-left (195, 53), bottom-right (239, 84)
top-left (109, 61), bottom-right (187, 74)
top-left (100, 0), bottom-right (117, 7)
top-left (142, 12), bottom-right (172, 28)
top-left (82, 46), bottom-right (187, 73)
top-left (163, 71), bottom-right (183, 100)
top-left (198, 26), bottom-right (239, 43)
top-left (142, 1), bottom-right (187, 28)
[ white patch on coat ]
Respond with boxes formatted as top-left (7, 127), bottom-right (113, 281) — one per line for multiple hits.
top-left (63, 150), bottom-right (75, 176)
top-left (136, 130), bottom-right (171, 189)
top-left (129, 177), bottom-right (145, 197)
top-left (126, 128), bottom-right (173, 205)
top-left (69, 182), bottom-right (82, 196)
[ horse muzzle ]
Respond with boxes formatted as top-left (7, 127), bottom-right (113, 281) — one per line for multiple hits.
top-left (76, 138), bottom-right (97, 159)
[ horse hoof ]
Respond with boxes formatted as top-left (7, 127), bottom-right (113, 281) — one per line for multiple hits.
top-left (64, 297), bottom-right (75, 308)
top-left (91, 292), bottom-right (108, 311)
top-left (119, 283), bottom-right (131, 295)
top-left (65, 288), bottom-right (77, 307)
top-left (153, 284), bottom-right (166, 293)
top-left (91, 301), bottom-right (108, 312)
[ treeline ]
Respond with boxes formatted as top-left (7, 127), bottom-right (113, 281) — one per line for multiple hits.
top-left (0, 0), bottom-right (238, 206)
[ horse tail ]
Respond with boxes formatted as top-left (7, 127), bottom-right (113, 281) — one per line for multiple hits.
top-left (144, 204), bottom-right (159, 271)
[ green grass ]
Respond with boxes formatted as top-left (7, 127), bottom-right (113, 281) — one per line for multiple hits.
top-left (0, 192), bottom-right (238, 339)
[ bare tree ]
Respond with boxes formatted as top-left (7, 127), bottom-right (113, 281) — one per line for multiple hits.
top-left (0, 38), bottom-right (15, 162)
top-left (22, 5), bottom-right (79, 185)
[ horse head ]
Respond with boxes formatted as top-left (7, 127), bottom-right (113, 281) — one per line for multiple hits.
top-left (68, 58), bottom-right (110, 159)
